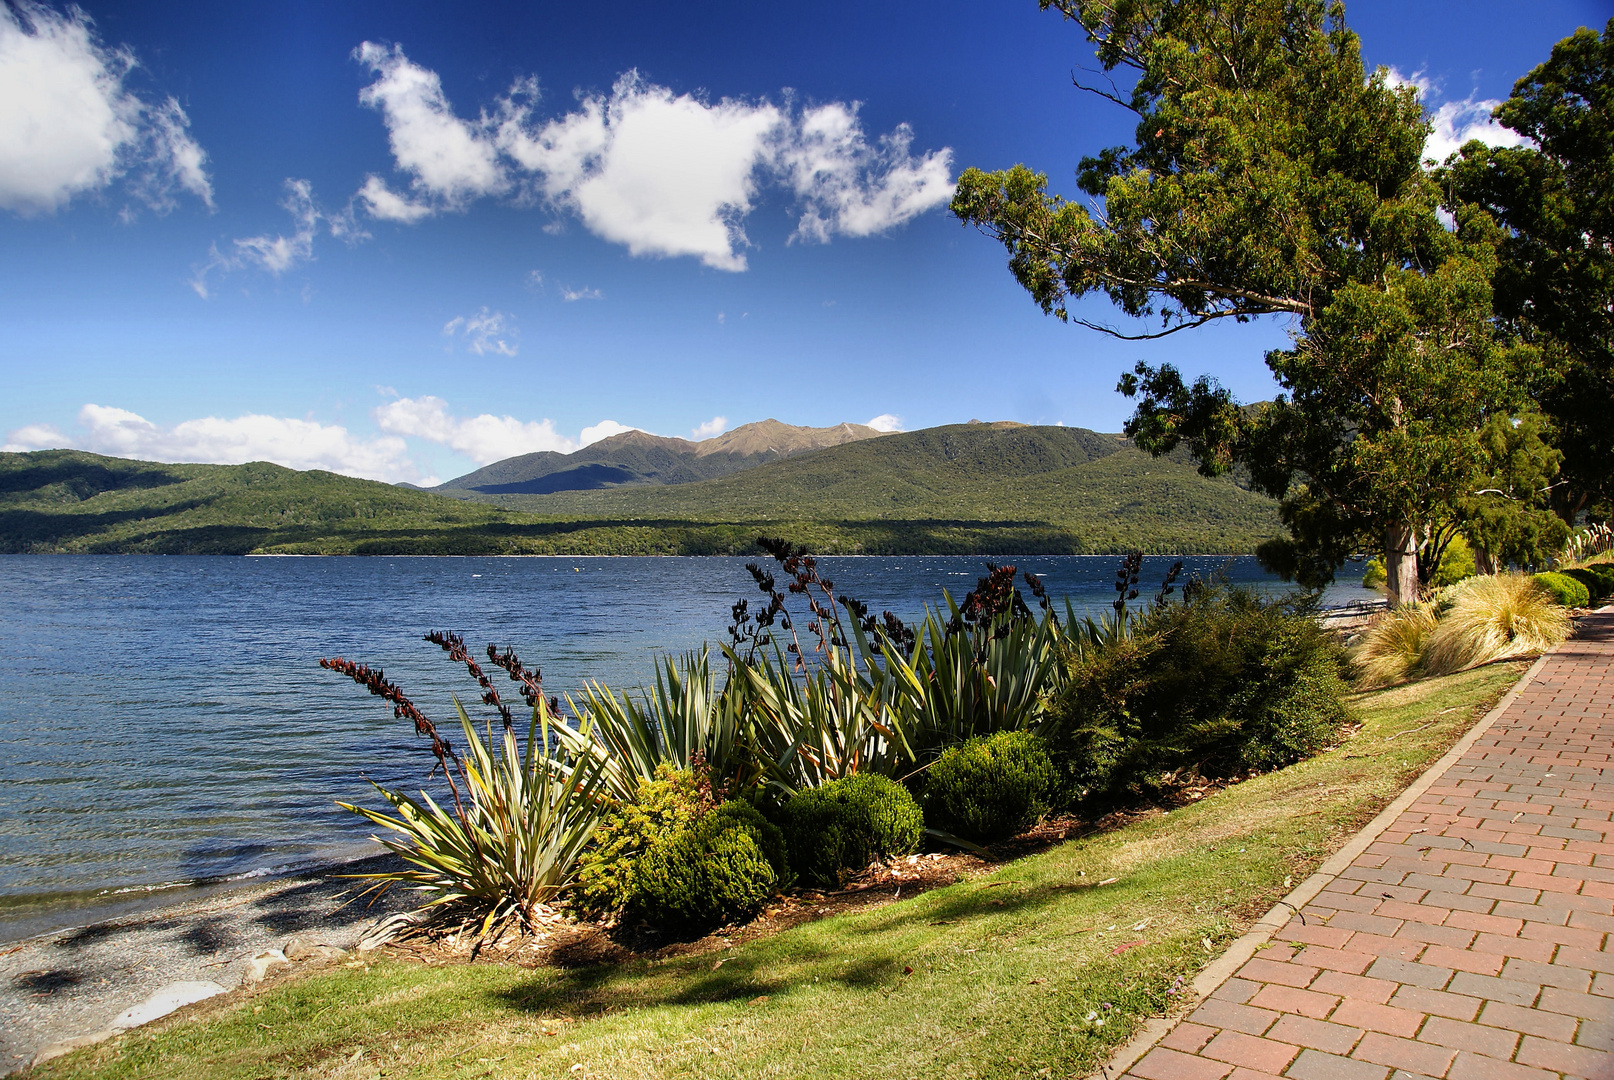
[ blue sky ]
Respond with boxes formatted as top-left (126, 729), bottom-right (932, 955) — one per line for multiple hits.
top-left (2, 0), bottom-right (1606, 485)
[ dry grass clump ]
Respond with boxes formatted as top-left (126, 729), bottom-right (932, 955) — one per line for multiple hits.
top-left (1353, 603), bottom-right (1440, 688)
top-left (1352, 572), bottom-right (1570, 687)
top-left (1420, 573), bottom-right (1569, 676)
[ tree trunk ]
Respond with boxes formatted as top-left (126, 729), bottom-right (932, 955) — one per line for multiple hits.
top-left (1474, 545), bottom-right (1497, 575)
top-left (1385, 522), bottom-right (1420, 607)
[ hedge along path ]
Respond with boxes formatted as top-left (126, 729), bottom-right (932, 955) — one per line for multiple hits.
top-left (30, 664), bottom-right (1530, 1080)
top-left (1112, 608), bottom-right (1614, 1080)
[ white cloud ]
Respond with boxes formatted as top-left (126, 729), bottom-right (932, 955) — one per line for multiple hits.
top-left (865, 413), bottom-right (903, 432)
top-left (1384, 66), bottom-right (1531, 166)
top-left (1423, 98), bottom-right (1529, 165)
top-left (191, 179), bottom-right (352, 297)
top-left (354, 42), bottom-right (506, 210)
top-left (442, 306), bottom-right (518, 356)
top-left (374, 395), bottom-right (572, 464)
top-left (779, 103), bottom-right (955, 243)
top-left (579, 419), bottom-right (637, 447)
top-left (355, 173), bottom-right (434, 222)
top-left (0, 2), bottom-right (212, 216)
top-left (349, 45), bottom-right (954, 270)
top-left (501, 73), bottom-right (781, 270)
top-left (2, 422), bottom-right (68, 452)
top-left (691, 416), bottom-right (727, 440)
top-left (560, 285), bottom-right (602, 301)
top-left (5, 404), bottom-right (423, 483)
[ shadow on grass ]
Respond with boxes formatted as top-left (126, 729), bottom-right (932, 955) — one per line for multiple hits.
top-left (487, 869), bottom-right (1121, 1021)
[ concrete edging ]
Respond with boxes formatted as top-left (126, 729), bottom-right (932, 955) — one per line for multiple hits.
top-left (1092, 650), bottom-right (1553, 1080)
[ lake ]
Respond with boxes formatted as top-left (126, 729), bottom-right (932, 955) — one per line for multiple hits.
top-left (0, 554), bottom-right (1371, 939)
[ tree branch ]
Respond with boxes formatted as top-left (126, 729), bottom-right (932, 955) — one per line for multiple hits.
top-left (1073, 313), bottom-right (1225, 339)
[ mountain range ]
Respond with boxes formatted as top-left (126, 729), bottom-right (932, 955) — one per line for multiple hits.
top-left (435, 419), bottom-right (884, 495)
top-left (0, 420), bottom-right (1281, 556)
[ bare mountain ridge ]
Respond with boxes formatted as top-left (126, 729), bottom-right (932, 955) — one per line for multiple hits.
top-left (437, 419), bottom-right (885, 496)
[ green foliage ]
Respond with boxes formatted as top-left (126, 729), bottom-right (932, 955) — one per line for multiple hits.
top-left (1444, 414), bottom-right (1569, 572)
top-left (1361, 556), bottom-right (1387, 590)
top-left (1533, 571), bottom-right (1590, 607)
top-left (922, 731), bottom-right (1056, 843)
top-left (1442, 19), bottom-right (1614, 517)
top-left (952, 0), bottom-right (1529, 602)
top-left (776, 774), bottom-right (923, 888)
top-left (1561, 566), bottom-right (1614, 602)
top-left (1429, 535), bottom-right (1477, 588)
top-left (625, 800), bottom-right (788, 936)
top-left (336, 705), bottom-right (612, 937)
top-left (1047, 584), bottom-right (1351, 801)
top-left (570, 766), bottom-right (714, 918)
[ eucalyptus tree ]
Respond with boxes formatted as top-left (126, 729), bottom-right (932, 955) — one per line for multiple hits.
top-left (951, 0), bottom-right (1527, 604)
top-left (1442, 19), bottom-right (1614, 522)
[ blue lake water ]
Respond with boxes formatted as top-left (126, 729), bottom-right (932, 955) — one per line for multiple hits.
top-left (0, 554), bottom-right (1372, 935)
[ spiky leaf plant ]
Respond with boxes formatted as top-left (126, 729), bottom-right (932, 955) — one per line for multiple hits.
top-left (338, 703), bottom-right (611, 939)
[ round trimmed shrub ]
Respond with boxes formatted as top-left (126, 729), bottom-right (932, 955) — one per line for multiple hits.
top-left (571, 765), bottom-right (710, 917)
top-left (1562, 566), bottom-right (1614, 603)
top-left (1534, 571), bottom-right (1590, 608)
top-left (626, 800), bottom-right (788, 935)
top-left (923, 730), bottom-right (1055, 843)
top-left (777, 774), bottom-right (923, 888)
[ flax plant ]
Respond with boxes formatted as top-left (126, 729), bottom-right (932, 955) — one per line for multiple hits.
top-left (557, 648), bottom-right (759, 802)
top-left (339, 703), bottom-right (611, 937)
top-left (324, 635), bottom-right (611, 937)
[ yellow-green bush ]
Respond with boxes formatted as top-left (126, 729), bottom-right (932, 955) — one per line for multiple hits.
top-left (1534, 571), bottom-right (1590, 608)
top-left (570, 765), bottom-right (712, 917)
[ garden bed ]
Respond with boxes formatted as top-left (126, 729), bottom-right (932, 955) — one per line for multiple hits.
top-left (32, 660), bottom-right (1529, 1080)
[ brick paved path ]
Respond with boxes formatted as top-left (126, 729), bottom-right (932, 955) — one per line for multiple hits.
top-left (1125, 611), bottom-right (1614, 1080)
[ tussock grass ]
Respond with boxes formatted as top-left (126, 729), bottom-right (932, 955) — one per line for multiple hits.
top-left (1421, 574), bottom-right (1570, 676)
top-left (38, 663), bottom-right (1527, 1080)
top-left (1352, 602), bottom-right (1440, 688)
top-left (1422, 574), bottom-right (1570, 675)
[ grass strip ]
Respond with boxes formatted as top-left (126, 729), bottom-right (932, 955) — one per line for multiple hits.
top-left (39, 661), bottom-right (1526, 1080)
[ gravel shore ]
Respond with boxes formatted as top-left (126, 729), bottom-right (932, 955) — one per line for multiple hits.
top-left (0, 855), bottom-right (410, 1075)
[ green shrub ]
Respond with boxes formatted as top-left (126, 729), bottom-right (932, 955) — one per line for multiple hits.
top-left (1430, 535), bottom-right (1477, 588)
top-left (777, 774), bottom-right (923, 888)
top-left (923, 730), bottom-right (1055, 843)
top-left (625, 800), bottom-right (788, 935)
top-left (1562, 566), bottom-right (1614, 603)
top-left (1046, 584), bottom-right (1351, 802)
top-left (570, 765), bottom-right (712, 917)
top-left (1533, 571), bottom-right (1590, 608)
top-left (1361, 556), bottom-right (1386, 590)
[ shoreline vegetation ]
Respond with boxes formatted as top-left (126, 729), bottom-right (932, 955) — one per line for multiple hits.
top-left (0, 422), bottom-right (1282, 557)
top-left (19, 659), bottom-right (1532, 1079)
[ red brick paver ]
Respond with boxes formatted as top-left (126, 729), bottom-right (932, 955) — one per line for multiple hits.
top-left (1122, 611), bottom-right (1614, 1080)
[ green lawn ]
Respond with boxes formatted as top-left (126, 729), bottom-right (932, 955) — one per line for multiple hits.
top-left (40, 662), bottom-right (1526, 1080)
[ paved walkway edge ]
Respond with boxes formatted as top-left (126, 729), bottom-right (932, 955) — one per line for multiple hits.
top-left (1093, 651), bottom-right (1554, 1080)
